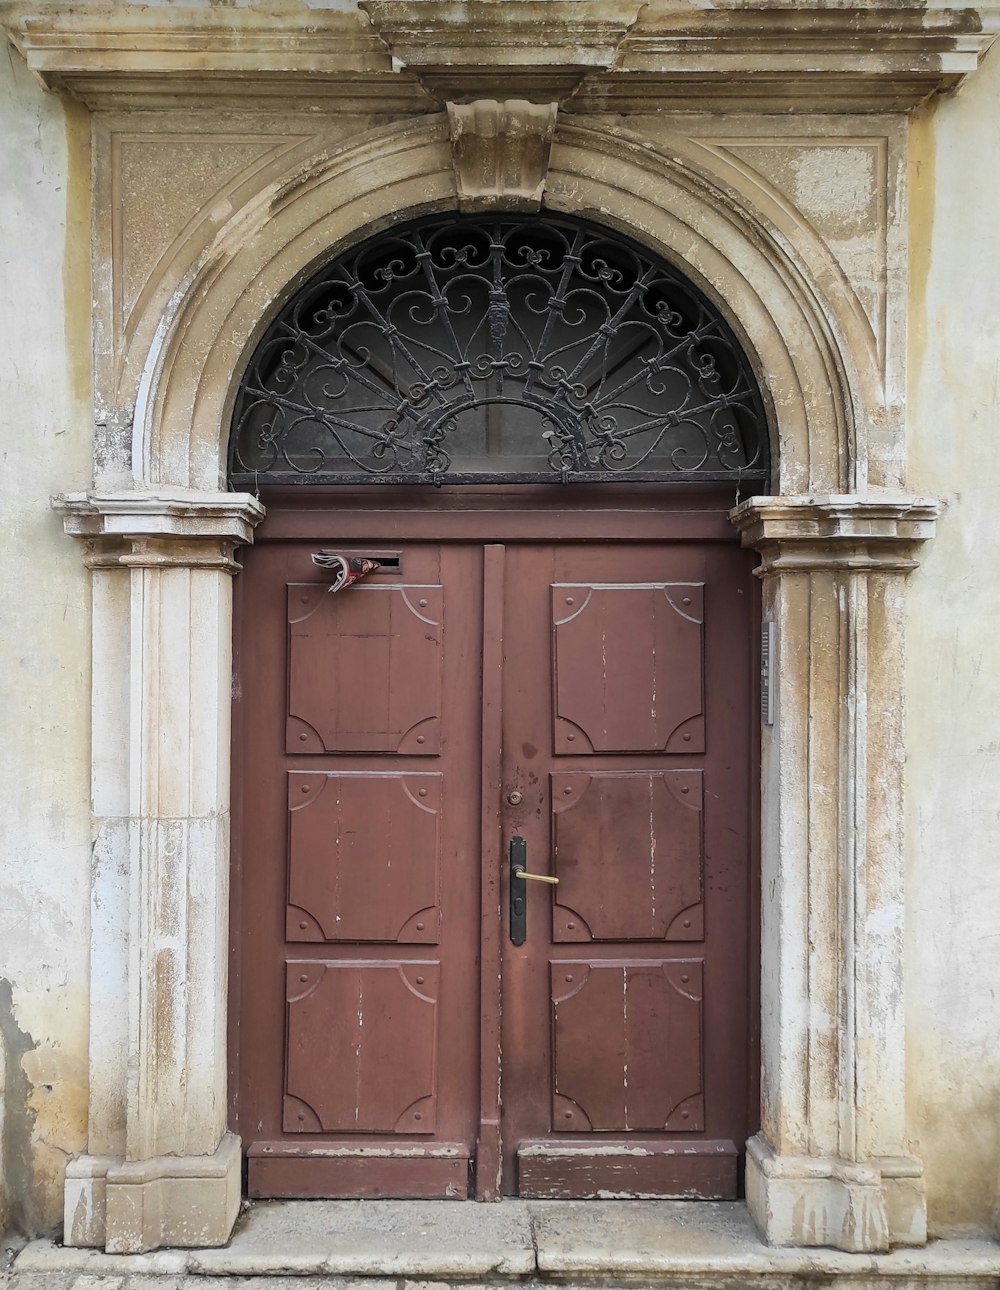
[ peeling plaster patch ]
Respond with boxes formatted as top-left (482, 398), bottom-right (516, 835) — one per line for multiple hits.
top-left (0, 979), bottom-right (39, 1236)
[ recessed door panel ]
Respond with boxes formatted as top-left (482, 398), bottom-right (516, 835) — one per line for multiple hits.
top-left (552, 583), bottom-right (705, 754)
top-left (550, 960), bottom-right (704, 1133)
top-left (286, 772), bottom-right (441, 944)
top-left (284, 961), bottom-right (439, 1134)
top-left (286, 583), bottom-right (443, 754)
top-left (551, 771), bottom-right (703, 942)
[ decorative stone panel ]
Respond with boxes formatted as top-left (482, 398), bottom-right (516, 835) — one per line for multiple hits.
top-left (702, 138), bottom-right (893, 382)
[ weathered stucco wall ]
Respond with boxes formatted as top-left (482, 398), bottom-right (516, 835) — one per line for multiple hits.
top-left (2, 1), bottom-right (1000, 1246)
top-left (906, 37), bottom-right (1000, 1237)
top-left (0, 48), bottom-right (92, 1233)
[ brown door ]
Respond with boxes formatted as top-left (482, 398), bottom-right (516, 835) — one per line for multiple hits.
top-left (496, 542), bottom-right (752, 1198)
top-left (231, 501), bottom-right (756, 1201)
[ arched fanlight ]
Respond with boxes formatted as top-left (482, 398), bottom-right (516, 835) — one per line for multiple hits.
top-left (229, 213), bottom-right (769, 487)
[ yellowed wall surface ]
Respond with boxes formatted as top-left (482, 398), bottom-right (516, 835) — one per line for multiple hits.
top-left (906, 39), bottom-right (1000, 1236)
top-left (0, 47), bottom-right (93, 1233)
top-left (2, 5), bottom-right (1000, 1244)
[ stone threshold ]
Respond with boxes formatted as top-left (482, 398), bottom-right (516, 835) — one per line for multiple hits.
top-left (13, 1201), bottom-right (1000, 1287)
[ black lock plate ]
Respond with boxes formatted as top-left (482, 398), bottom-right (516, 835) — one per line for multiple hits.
top-left (509, 835), bottom-right (527, 947)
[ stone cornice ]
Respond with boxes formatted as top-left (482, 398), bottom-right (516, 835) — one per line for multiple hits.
top-left (362, 0), bottom-right (640, 104)
top-left (0, 3), bottom-right (386, 71)
top-left (2, 1), bottom-right (998, 114)
top-left (602, 3), bottom-right (1000, 111)
top-left (0, 3), bottom-right (432, 111)
top-left (730, 494), bottom-right (941, 575)
top-left (363, 0), bottom-right (641, 67)
top-left (53, 489), bottom-right (264, 571)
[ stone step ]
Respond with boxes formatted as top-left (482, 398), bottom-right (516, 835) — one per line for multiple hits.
top-left (10, 1201), bottom-right (1000, 1290)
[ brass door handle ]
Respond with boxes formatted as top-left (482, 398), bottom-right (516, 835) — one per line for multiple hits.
top-left (513, 868), bottom-right (559, 885)
top-left (509, 836), bottom-right (558, 946)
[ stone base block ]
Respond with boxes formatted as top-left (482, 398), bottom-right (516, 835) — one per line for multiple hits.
top-left (882, 1157), bottom-right (929, 1247)
top-left (746, 1134), bottom-right (927, 1253)
top-left (64, 1153), bottom-right (117, 1247)
top-left (65, 1133), bottom-right (242, 1254)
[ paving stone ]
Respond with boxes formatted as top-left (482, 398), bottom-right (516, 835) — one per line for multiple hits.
top-left (10, 1273), bottom-right (80, 1290)
top-left (15, 1242), bottom-right (189, 1277)
top-left (527, 1200), bottom-right (1000, 1282)
top-left (529, 1197), bottom-right (763, 1273)
top-left (189, 1199), bottom-right (534, 1278)
top-left (11, 1201), bottom-right (1000, 1288)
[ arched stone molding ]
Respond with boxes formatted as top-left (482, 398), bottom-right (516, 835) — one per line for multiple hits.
top-left (131, 112), bottom-right (872, 498)
top-left (57, 110), bottom-right (938, 1254)
top-left (132, 115), bottom-right (457, 491)
top-left (547, 122), bottom-right (902, 493)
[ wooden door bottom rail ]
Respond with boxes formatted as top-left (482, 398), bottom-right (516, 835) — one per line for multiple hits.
top-left (247, 1141), bottom-right (471, 1199)
top-left (517, 1139), bottom-right (738, 1200)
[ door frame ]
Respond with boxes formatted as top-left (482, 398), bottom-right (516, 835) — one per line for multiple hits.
top-left (227, 484), bottom-right (762, 1201)
top-left (56, 113), bottom-right (940, 1253)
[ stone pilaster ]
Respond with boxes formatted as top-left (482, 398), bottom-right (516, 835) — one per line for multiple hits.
top-left (54, 490), bottom-right (263, 1254)
top-left (731, 493), bottom-right (938, 1252)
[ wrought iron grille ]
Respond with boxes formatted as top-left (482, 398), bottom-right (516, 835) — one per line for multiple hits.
top-left (229, 214), bottom-right (769, 487)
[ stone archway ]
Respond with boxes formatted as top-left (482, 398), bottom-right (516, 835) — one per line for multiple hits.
top-left (132, 113), bottom-right (851, 493)
top-left (56, 107), bottom-right (937, 1254)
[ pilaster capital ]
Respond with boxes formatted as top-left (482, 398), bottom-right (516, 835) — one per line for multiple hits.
top-left (730, 493), bottom-right (940, 576)
top-left (52, 489), bottom-right (265, 572)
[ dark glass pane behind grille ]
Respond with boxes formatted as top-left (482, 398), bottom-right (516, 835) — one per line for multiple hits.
top-left (229, 215), bottom-right (769, 486)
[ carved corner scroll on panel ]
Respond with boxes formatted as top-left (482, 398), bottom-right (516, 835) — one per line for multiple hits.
top-left (447, 99), bottom-right (558, 213)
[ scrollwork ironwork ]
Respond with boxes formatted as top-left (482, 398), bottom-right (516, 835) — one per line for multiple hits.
top-left (229, 215), bottom-right (769, 486)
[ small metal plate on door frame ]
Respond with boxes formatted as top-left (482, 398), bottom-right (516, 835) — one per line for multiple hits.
top-left (761, 618), bottom-right (775, 727)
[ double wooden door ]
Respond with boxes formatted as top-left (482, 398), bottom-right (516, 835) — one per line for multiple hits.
top-left (231, 500), bottom-right (756, 1201)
